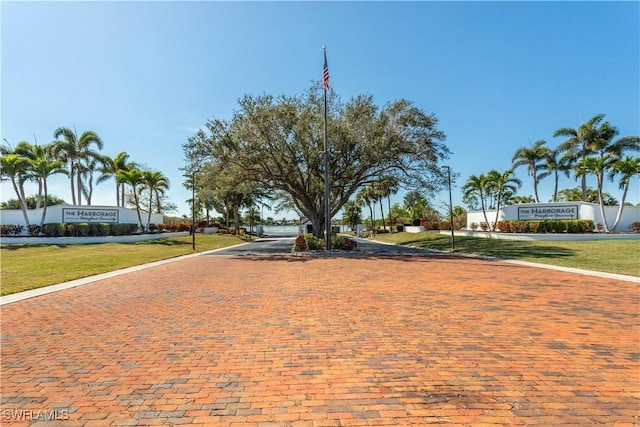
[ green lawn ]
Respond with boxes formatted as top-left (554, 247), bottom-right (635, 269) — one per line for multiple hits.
top-left (0, 234), bottom-right (247, 295)
top-left (374, 232), bottom-right (640, 277)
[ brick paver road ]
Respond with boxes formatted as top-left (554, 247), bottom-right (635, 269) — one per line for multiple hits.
top-left (1, 253), bottom-right (638, 426)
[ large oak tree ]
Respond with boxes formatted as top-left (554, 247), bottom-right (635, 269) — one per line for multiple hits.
top-left (183, 85), bottom-right (449, 238)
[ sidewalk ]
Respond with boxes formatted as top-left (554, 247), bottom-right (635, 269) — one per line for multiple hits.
top-left (1, 253), bottom-right (638, 425)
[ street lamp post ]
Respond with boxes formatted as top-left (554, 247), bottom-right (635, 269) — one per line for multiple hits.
top-left (192, 170), bottom-right (197, 251)
top-left (444, 166), bottom-right (455, 250)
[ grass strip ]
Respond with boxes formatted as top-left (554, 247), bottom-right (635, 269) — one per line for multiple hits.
top-left (374, 232), bottom-right (639, 277)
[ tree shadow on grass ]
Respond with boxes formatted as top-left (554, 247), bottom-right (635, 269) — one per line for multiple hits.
top-left (1, 243), bottom-right (71, 250)
top-left (133, 239), bottom-right (192, 247)
top-left (407, 237), bottom-right (576, 261)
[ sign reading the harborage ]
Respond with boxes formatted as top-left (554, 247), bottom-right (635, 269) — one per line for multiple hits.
top-left (62, 208), bottom-right (119, 223)
top-left (517, 205), bottom-right (579, 221)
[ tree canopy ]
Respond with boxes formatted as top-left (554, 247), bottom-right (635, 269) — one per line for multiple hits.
top-left (183, 85), bottom-right (449, 237)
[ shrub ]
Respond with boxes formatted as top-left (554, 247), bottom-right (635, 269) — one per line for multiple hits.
top-left (420, 220), bottom-right (440, 230)
top-left (43, 223), bottom-right (63, 237)
top-left (0, 224), bottom-right (24, 236)
top-left (27, 224), bottom-right (41, 235)
top-left (396, 225), bottom-right (404, 232)
top-left (479, 222), bottom-right (489, 231)
top-left (439, 221), bottom-right (452, 231)
top-left (304, 233), bottom-right (320, 250)
top-left (87, 223), bottom-right (110, 236)
top-left (496, 221), bottom-right (510, 233)
top-left (109, 223), bottom-right (124, 236)
top-left (528, 221), bottom-right (542, 233)
top-left (579, 220), bottom-right (594, 232)
top-left (176, 222), bottom-right (191, 232)
top-left (514, 221), bottom-right (529, 233)
top-left (332, 235), bottom-right (357, 251)
top-left (453, 215), bottom-right (467, 230)
top-left (293, 234), bottom-right (307, 252)
top-left (566, 220), bottom-right (581, 234)
top-left (630, 222), bottom-right (640, 233)
top-left (469, 222), bottom-right (478, 231)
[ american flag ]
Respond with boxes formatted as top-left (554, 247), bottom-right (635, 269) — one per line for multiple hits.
top-left (323, 53), bottom-right (330, 91)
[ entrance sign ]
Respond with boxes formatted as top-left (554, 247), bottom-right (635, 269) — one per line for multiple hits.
top-left (62, 208), bottom-right (119, 223)
top-left (517, 205), bottom-right (578, 220)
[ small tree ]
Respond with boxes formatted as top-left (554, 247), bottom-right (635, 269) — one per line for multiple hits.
top-left (341, 200), bottom-right (362, 231)
top-left (608, 156), bottom-right (640, 232)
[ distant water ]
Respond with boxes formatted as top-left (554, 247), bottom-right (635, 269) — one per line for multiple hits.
top-left (262, 225), bottom-right (300, 234)
top-left (261, 225), bottom-right (350, 234)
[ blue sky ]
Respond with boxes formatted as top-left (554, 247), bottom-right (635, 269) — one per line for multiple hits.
top-left (2, 1), bottom-right (639, 220)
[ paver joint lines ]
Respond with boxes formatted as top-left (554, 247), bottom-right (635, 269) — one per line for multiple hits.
top-left (1, 255), bottom-right (638, 426)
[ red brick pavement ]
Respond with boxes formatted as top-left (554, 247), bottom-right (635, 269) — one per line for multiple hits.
top-left (1, 254), bottom-right (638, 426)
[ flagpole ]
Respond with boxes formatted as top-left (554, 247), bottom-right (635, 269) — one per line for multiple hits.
top-left (323, 46), bottom-right (331, 251)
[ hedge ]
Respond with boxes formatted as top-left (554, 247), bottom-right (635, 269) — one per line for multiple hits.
top-left (1, 223), bottom-right (145, 237)
top-left (495, 220), bottom-right (595, 233)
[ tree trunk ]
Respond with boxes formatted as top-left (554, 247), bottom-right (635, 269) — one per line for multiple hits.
top-left (553, 171), bottom-right (559, 203)
top-left (379, 198), bottom-right (385, 231)
top-left (36, 179), bottom-right (43, 209)
top-left (310, 211), bottom-right (324, 239)
top-left (596, 174), bottom-right (609, 232)
top-left (11, 178), bottom-right (31, 232)
top-left (70, 167), bottom-right (77, 205)
top-left (39, 181), bottom-right (49, 231)
top-left (480, 192), bottom-right (490, 231)
top-left (610, 186), bottom-right (628, 232)
top-left (532, 171), bottom-right (539, 203)
top-left (581, 174), bottom-right (588, 202)
top-left (147, 195), bottom-right (153, 231)
top-left (492, 195), bottom-right (501, 232)
top-left (387, 195), bottom-right (392, 233)
top-left (76, 167), bottom-right (83, 205)
top-left (133, 190), bottom-right (143, 230)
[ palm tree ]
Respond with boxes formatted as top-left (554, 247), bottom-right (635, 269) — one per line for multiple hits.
top-left (97, 152), bottom-right (139, 207)
top-left (80, 156), bottom-right (101, 205)
top-left (462, 174), bottom-right (492, 228)
top-left (403, 190), bottom-right (427, 223)
top-left (539, 147), bottom-right (570, 203)
top-left (575, 156), bottom-right (614, 232)
top-left (554, 114), bottom-right (606, 202)
top-left (380, 176), bottom-right (399, 231)
top-left (31, 155), bottom-right (67, 229)
top-left (511, 140), bottom-right (550, 203)
top-left (556, 187), bottom-right (617, 205)
top-left (142, 170), bottom-right (170, 229)
top-left (341, 200), bottom-right (362, 231)
top-left (52, 127), bottom-right (103, 205)
top-left (356, 186), bottom-right (376, 231)
top-left (486, 169), bottom-right (521, 231)
top-left (0, 152), bottom-right (31, 229)
top-left (608, 156), bottom-right (640, 231)
top-left (118, 168), bottom-right (145, 230)
top-left (373, 177), bottom-right (398, 231)
top-left (13, 141), bottom-right (49, 208)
